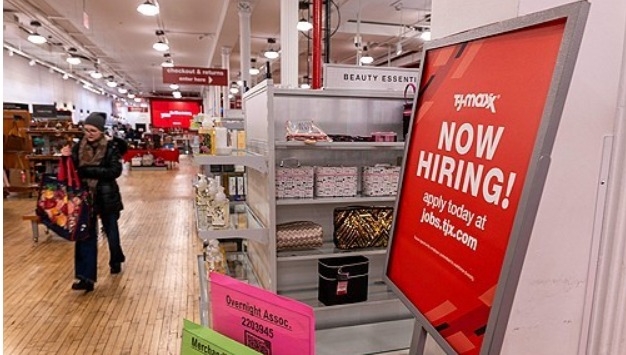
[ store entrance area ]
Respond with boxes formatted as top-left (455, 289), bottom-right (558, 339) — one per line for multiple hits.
top-left (3, 156), bottom-right (202, 354)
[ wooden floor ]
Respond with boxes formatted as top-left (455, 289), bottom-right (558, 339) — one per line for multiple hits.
top-left (3, 156), bottom-right (203, 355)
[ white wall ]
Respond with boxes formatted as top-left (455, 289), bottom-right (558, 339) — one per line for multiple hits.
top-left (427, 1), bottom-right (626, 354)
top-left (3, 50), bottom-right (113, 123)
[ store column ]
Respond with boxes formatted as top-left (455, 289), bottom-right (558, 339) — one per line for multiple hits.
top-left (238, 0), bottom-right (252, 90)
top-left (221, 47), bottom-right (231, 117)
top-left (280, 0), bottom-right (298, 88)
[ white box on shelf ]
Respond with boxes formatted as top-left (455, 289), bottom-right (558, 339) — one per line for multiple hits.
top-left (362, 166), bottom-right (401, 196)
top-left (276, 166), bottom-right (315, 199)
top-left (315, 166), bottom-right (358, 197)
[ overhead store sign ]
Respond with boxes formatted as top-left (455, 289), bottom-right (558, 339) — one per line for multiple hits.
top-left (162, 66), bottom-right (228, 86)
top-left (150, 99), bottom-right (201, 128)
top-left (385, 2), bottom-right (589, 354)
top-left (323, 64), bottom-right (419, 91)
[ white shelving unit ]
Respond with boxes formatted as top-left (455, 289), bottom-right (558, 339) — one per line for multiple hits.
top-left (193, 151), bottom-right (267, 173)
top-left (241, 80), bottom-right (413, 330)
top-left (195, 202), bottom-right (268, 244)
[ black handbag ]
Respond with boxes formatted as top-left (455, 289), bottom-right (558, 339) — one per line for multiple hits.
top-left (333, 206), bottom-right (393, 249)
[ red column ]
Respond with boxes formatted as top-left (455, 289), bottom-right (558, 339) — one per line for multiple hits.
top-left (312, 0), bottom-right (322, 89)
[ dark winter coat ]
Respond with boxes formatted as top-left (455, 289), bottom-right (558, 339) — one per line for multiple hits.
top-left (71, 137), bottom-right (128, 214)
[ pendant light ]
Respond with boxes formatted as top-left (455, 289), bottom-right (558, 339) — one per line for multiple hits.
top-left (360, 46), bottom-right (374, 64)
top-left (420, 29), bottom-right (432, 41)
top-left (153, 30), bottom-right (169, 52)
top-left (249, 58), bottom-right (260, 75)
top-left (106, 76), bottom-right (118, 87)
top-left (137, 0), bottom-right (159, 16)
top-left (27, 21), bottom-right (47, 45)
top-left (66, 48), bottom-right (81, 65)
top-left (118, 84), bottom-right (128, 94)
top-left (161, 53), bottom-right (174, 67)
top-left (296, 1), bottom-right (313, 32)
top-left (172, 90), bottom-right (182, 98)
top-left (169, 84), bottom-right (179, 90)
top-left (90, 65), bottom-right (103, 79)
top-left (263, 38), bottom-right (279, 59)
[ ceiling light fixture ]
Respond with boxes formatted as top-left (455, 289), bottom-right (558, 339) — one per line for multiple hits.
top-left (137, 0), bottom-right (160, 16)
top-left (90, 66), bottom-right (103, 79)
top-left (153, 30), bottom-right (169, 52)
top-left (360, 46), bottom-right (374, 64)
top-left (161, 53), bottom-right (174, 67)
top-left (249, 58), bottom-right (260, 75)
top-left (172, 90), bottom-right (182, 98)
top-left (118, 85), bottom-right (128, 94)
top-left (29, 59), bottom-right (36, 66)
top-left (229, 82), bottom-right (239, 94)
top-left (66, 48), bottom-right (81, 65)
top-left (134, 97), bottom-right (142, 103)
top-left (62, 73), bottom-right (69, 80)
top-left (128, 93), bottom-right (136, 99)
top-left (420, 29), bottom-right (432, 41)
top-left (106, 76), bottom-right (118, 87)
top-left (27, 21), bottom-right (47, 45)
top-left (169, 84), bottom-right (179, 90)
top-left (297, 18), bottom-right (313, 32)
top-left (264, 38), bottom-right (279, 59)
top-left (396, 41), bottom-right (403, 55)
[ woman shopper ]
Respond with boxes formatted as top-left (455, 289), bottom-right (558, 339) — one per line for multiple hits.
top-left (62, 112), bottom-right (127, 292)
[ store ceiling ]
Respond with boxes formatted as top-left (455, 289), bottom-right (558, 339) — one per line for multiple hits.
top-left (3, 0), bottom-right (431, 99)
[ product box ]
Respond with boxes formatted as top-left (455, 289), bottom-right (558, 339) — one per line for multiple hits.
top-left (228, 176), bottom-right (238, 200)
top-left (236, 176), bottom-right (245, 200)
top-left (362, 165), bottom-right (401, 196)
top-left (314, 166), bottom-right (358, 197)
top-left (318, 255), bottom-right (369, 306)
top-left (276, 166), bottom-right (315, 199)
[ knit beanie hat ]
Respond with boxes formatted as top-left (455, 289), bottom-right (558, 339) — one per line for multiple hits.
top-left (84, 112), bottom-right (106, 132)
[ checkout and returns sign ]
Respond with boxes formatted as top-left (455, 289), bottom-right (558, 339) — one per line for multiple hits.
top-left (385, 2), bottom-right (589, 355)
top-left (162, 66), bottom-right (228, 86)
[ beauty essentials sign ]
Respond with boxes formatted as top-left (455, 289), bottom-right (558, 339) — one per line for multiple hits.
top-left (385, 3), bottom-right (588, 354)
top-left (210, 273), bottom-right (315, 355)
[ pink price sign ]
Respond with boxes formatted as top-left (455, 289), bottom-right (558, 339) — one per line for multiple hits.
top-left (210, 273), bottom-right (315, 355)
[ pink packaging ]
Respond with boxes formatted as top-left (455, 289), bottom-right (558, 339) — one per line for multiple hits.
top-left (371, 132), bottom-right (398, 142)
top-left (210, 272), bottom-right (315, 355)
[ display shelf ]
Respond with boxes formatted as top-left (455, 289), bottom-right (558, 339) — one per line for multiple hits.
top-left (26, 155), bottom-right (61, 161)
top-left (277, 242), bottom-right (387, 262)
top-left (195, 202), bottom-right (268, 244)
top-left (275, 141), bottom-right (404, 150)
top-left (316, 319), bottom-right (414, 355)
top-left (276, 195), bottom-right (396, 206)
top-left (278, 281), bottom-right (400, 310)
top-left (196, 252), bottom-right (261, 327)
top-left (193, 151), bottom-right (267, 173)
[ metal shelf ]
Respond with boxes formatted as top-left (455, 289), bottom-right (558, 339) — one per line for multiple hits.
top-left (275, 141), bottom-right (405, 150)
top-left (278, 281), bottom-right (401, 311)
top-left (195, 202), bottom-right (268, 244)
top-left (193, 151), bottom-right (267, 173)
top-left (277, 242), bottom-right (388, 262)
top-left (276, 195), bottom-right (396, 206)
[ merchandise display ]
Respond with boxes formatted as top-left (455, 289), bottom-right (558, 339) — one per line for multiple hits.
top-left (314, 166), bottom-right (358, 197)
top-left (318, 256), bottom-right (369, 306)
top-left (362, 165), bottom-right (401, 197)
top-left (276, 165), bottom-right (315, 199)
top-left (333, 206), bottom-right (394, 249)
top-left (276, 221), bottom-right (324, 251)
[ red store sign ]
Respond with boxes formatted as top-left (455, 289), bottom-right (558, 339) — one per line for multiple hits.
top-left (150, 100), bottom-right (201, 129)
top-left (162, 66), bottom-right (228, 86)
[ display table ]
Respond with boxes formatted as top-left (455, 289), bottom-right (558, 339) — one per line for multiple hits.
top-left (123, 149), bottom-right (180, 169)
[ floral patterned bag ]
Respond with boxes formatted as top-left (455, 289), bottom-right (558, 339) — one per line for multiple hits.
top-left (35, 157), bottom-right (91, 241)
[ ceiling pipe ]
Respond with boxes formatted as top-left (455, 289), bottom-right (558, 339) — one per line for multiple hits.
top-left (311, 0), bottom-right (322, 89)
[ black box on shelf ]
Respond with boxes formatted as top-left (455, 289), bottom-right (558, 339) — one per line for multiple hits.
top-left (318, 256), bottom-right (369, 306)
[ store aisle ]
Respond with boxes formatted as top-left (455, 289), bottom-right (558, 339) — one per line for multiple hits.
top-left (3, 156), bottom-right (202, 355)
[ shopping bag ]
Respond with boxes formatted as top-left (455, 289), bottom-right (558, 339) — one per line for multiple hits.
top-left (180, 319), bottom-right (261, 355)
top-left (35, 157), bottom-right (91, 241)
